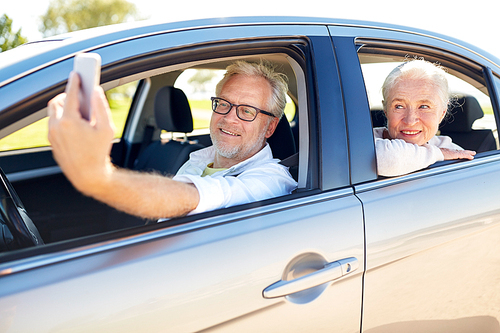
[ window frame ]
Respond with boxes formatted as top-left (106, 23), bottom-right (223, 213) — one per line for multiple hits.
top-left (354, 38), bottom-right (500, 179)
top-left (111, 43), bottom-right (312, 188)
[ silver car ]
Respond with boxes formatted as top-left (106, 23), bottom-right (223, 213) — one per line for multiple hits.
top-left (0, 17), bottom-right (499, 332)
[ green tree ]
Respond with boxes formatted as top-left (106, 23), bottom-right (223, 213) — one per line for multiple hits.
top-left (40, 0), bottom-right (140, 37)
top-left (0, 14), bottom-right (28, 52)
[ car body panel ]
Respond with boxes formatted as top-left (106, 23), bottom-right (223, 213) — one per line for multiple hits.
top-left (308, 35), bottom-right (350, 189)
top-left (0, 191), bottom-right (364, 332)
top-left (357, 158), bottom-right (500, 332)
top-left (330, 35), bottom-right (377, 183)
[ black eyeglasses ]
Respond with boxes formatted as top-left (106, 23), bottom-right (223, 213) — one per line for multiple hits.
top-left (211, 97), bottom-right (275, 122)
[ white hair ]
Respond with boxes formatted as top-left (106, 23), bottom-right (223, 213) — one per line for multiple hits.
top-left (382, 59), bottom-right (450, 112)
top-left (215, 60), bottom-right (288, 119)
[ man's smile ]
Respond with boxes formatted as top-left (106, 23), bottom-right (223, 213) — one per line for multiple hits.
top-left (220, 128), bottom-right (240, 136)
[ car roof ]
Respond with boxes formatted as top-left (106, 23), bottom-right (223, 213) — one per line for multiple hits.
top-left (1, 16), bottom-right (499, 87)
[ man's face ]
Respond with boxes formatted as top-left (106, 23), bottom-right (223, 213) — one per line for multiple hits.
top-left (210, 74), bottom-right (279, 168)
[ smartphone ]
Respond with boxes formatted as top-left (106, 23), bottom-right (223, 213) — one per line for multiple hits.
top-left (73, 53), bottom-right (101, 120)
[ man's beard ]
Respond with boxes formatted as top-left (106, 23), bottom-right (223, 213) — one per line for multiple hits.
top-left (210, 121), bottom-right (269, 160)
top-left (211, 136), bottom-right (241, 159)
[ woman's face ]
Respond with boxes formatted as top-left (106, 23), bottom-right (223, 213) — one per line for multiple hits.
top-left (385, 77), bottom-right (447, 146)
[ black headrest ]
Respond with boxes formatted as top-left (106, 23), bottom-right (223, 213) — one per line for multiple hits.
top-left (371, 109), bottom-right (386, 128)
top-left (267, 116), bottom-right (296, 160)
top-left (440, 96), bottom-right (484, 133)
top-left (154, 86), bottom-right (194, 133)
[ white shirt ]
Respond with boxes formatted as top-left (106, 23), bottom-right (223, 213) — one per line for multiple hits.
top-left (373, 127), bottom-right (463, 177)
top-left (173, 143), bottom-right (298, 214)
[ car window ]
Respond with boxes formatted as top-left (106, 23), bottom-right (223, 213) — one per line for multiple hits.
top-left (132, 59), bottom-right (301, 171)
top-left (174, 69), bottom-right (225, 131)
top-left (0, 117), bottom-right (50, 151)
top-left (492, 75), bottom-right (500, 114)
top-left (105, 81), bottom-right (139, 138)
top-left (0, 82), bottom-right (138, 152)
top-left (359, 53), bottom-right (499, 154)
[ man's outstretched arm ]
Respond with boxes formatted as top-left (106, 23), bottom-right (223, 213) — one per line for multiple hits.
top-left (48, 72), bottom-right (199, 219)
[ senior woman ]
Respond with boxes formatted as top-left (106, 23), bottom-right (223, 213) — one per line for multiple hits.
top-left (375, 59), bottom-right (476, 176)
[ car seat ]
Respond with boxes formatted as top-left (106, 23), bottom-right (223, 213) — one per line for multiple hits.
top-left (268, 116), bottom-right (298, 181)
top-left (267, 116), bottom-right (296, 161)
top-left (371, 109), bottom-right (386, 128)
top-left (133, 86), bottom-right (204, 175)
top-left (439, 95), bottom-right (497, 153)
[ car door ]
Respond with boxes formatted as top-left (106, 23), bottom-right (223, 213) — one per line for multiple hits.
top-left (0, 23), bottom-right (364, 332)
top-left (331, 26), bottom-right (500, 332)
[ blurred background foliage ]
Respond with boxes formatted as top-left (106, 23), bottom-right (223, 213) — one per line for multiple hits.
top-left (0, 0), bottom-right (142, 150)
top-left (0, 14), bottom-right (27, 52)
top-left (39, 0), bottom-right (140, 37)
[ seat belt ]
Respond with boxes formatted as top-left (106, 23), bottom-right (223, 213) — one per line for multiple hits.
top-left (279, 153), bottom-right (299, 168)
top-left (476, 132), bottom-right (496, 153)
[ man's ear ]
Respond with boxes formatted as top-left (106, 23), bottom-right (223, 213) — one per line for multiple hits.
top-left (265, 117), bottom-right (280, 139)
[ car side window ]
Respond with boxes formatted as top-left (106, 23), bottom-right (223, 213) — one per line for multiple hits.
top-left (105, 81), bottom-right (139, 138)
top-left (0, 117), bottom-right (50, 151)
top-left (0, 82), bottom-right (138, 152)
top-left (493, 75), bottom-right (500, 117)
top-left (174, 69), bottom-right (225, 132)
top-left (359, 54), bottom-right (498, 154)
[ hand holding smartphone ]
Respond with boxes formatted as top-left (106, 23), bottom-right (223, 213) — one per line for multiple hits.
top-left (73, 53), bottom-right (101, 120)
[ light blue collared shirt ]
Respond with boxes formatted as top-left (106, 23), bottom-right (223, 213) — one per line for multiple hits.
top-left (173, 143), bottom-right (297, 214)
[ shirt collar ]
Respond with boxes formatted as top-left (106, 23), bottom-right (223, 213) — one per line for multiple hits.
top-left (189, 143), bottom-right (275, 176)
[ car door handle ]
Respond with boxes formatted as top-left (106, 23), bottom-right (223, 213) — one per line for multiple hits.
top-left (263, 257), bottom-right (359, 299)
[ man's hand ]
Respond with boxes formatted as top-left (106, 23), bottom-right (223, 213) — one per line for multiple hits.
top-left (48, 72), bottom-right (116, 195)
top-left (440, 148), bottom-right (476, 161)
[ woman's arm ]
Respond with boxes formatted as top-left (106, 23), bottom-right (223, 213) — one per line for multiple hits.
top-left (374, 128), bottom-right (476, 177)
top-left (375, 138), bottom-right (444, 176)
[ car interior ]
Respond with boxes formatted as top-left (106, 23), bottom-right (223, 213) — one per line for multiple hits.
top-left (132, 85), bottom-right (206, 175)
top-left (0, 51), bottom-right (310, 253)
top-left (439, 95), bottom-right (497, 152)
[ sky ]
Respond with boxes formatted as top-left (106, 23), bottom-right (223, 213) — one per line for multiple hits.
top-left (3, 0), bottom-right (500, 59)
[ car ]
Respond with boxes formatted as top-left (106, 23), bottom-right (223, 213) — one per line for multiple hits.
top-left (1, 16), bottom-right (500, 332)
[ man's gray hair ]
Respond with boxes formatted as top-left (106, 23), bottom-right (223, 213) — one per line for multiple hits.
top-left (382, 59), bottom-right (450, 113)
top-left (216, 60), bottom-right (288, 119)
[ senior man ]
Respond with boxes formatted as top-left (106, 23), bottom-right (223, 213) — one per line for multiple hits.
top-left (48, 61), bottom-right (297, 219)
